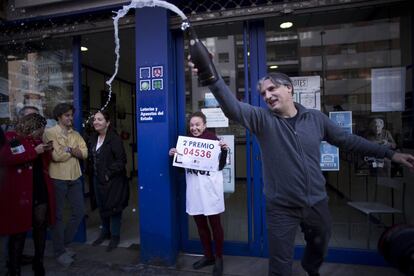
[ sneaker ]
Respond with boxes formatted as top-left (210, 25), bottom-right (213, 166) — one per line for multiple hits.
top-left (106, 236), bottom-right (120, 252)
top-left (56, 252), bottom-right (74, 268)
top-left (65, 247), bottom-right (76, 258)
top-left (192, 256), bottom-right (215, 270)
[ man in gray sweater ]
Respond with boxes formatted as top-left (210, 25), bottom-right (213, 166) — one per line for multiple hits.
top-left (190, 57), bottom-right (414, 276)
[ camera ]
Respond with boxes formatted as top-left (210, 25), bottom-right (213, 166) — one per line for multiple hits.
top-left (378, 224), bottom-right (414, 275)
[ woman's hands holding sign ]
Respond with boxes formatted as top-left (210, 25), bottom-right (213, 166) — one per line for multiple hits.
top-left (219, 140), bottom-right (229, 151)
top-left (169, 148), bottom-right (177, 157)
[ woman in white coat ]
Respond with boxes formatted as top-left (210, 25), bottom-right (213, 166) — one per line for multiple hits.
top-left (169, 111), bottom-right (228, 276)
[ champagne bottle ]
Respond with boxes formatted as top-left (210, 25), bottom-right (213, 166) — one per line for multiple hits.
top-left (187, 26), bottom-right (219, 86)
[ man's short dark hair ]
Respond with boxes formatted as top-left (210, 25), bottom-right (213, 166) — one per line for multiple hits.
top-left (53, 103), bottom-right (75, 120)
top-left (257, 72), bottom-right (294, 95)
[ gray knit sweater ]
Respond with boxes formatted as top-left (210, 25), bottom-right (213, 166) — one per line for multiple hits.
top-left (209, 78), bottom-right (395, 207)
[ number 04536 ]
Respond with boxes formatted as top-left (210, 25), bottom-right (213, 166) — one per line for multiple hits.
top-left (183, 147), bottom-right (211, 158)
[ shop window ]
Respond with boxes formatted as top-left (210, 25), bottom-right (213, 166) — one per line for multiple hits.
top-left (0, 38), bottom-right (73, 129)
top-left (218, 52), bottom-right (229, 63)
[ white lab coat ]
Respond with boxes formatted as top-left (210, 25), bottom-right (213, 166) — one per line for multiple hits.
top-left (185, 168), bottom-right (225, 216)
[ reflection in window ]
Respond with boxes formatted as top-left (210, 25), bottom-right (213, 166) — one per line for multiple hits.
top-left (218, 52), bottom-right (229, 63)
top-left (0, 41), bottom-right (73, 129)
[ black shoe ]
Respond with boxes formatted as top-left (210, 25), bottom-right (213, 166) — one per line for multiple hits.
top-left (106, 236), bottom-right (120, 252)
top-left (212, 257), bottom-right (223, 276)
top-left (6, 266), bottom-right (21, 276)
top-left (32, 261), bottom-right (45, 276)
top-left (92, 233), bottom-right (110, 246)
top-left (21, 254), bottom-right (33, 266)
top-left (192, 256), bottom-right (215, 270)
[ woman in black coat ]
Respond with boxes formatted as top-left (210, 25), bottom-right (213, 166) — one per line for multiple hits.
top-left (88, 111), bottom-right (129, 251)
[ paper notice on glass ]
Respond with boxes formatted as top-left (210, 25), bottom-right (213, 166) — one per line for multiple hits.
top-left (291, 76), bottom-right (321, 110)
top-left (329, 111), bottom-right (352, 134)
top-left (320, 141), bottom-right (339, 171)
top-left (371, 67), bottom-right (405, 112)
top-left (0, 102), bottom-right (10, 118)
top-left (217, 135), bottom-right (235, 193)
top-left (201, 108), bottom-right (229, 128)
top-left (173, 136), bottom-right (221, 171)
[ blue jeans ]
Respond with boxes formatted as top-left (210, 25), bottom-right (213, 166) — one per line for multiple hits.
top-left (93, 176), bottom-right (122, 237)
top-left (50, 178), bottom-right (85, 256)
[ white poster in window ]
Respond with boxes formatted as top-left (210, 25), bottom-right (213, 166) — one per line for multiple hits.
top-left (0, 102), bottom-right (10, 118)
top-left (204, 92), bottom-right (219, 108)
top-left (173, 136), bottom-right (221, 171)
top-left (217, 135), bottom-right (235, 193)
top-left (291, 76), bottom-right (321, 110)
top-left (201, 108), bottom-right (229, 128)
top-left (371, 67), bottom-right (405, 112)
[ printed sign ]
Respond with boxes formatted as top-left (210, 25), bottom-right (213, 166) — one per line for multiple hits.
top-left (319, 111), bottom-right (352, 171)
top-left (173, 136), bottom-right (221, 172)
top-left (291, 76), bottom-right (321, 110)
top-left (371, 67), bottom-right (405, 112)
top-left (201, 108), bottom-right (229, 128)
top-left (205, 93), bottom-right (219, 108)
top-left (217, 135), bottom-right (235, 193)
top-left (320, 141), bottom-right (340, 171)
top-left (137, 65), bottom-right (166, 122)
top-left (329, 111), bottom-right (353, 134)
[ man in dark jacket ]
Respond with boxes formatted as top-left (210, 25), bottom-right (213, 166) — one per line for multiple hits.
top-left (189, 56), bottom-right (414, 276)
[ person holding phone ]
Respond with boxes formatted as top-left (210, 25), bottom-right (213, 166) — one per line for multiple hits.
top-left (0, 113), bottom-right (56, 276)
top-left (169, 111), bottom-right (228, 276)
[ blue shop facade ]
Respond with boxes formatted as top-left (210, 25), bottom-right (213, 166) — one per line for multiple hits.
top-left (1, 0), bottom-right (413, 267)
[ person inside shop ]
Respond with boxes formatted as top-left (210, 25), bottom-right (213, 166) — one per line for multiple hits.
top-left (43, 103), bottom-right (88, 267)
top-left (365, 118), bottom-right (399, 176)
top-left (367, 118), bottom-right (397, 149)
top-left (169, 111), bottom-right (228, 276)
top-left (0, 113), bottom-right (56, 276)
top-left (188, 52), bottom-right (414, 276)
top-left (88, 110), bottom-right (129, 252)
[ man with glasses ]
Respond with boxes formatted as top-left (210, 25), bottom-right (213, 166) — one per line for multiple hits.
top-left (189, 57), bottom-right (414, 276)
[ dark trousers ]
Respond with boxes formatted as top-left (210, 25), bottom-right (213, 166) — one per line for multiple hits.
top-left (193, 214), bottom-right (224, 259)
top-left (93, 177), bottom-right (122, 237)
top-left (8, 204), bottom-right (47, 275)
top-left (50, 178), bottom-right (85, 257)
top-left (266, 198), bottom-right (332, 276)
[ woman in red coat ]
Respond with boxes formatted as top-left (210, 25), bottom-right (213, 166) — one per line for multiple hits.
top-left (0, 113), bottom-right (56, 276)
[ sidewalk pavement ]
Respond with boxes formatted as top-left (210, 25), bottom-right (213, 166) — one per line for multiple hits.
top-left (2, 240), bottom-right (402, 276)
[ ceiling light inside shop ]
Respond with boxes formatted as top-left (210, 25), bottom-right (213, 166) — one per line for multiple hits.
top-left (280, 22), bottom-right (293, 29)
top-left (81, 46), bottom-right (88, 52)
top-left (269, 65), bottom-right (278, 69)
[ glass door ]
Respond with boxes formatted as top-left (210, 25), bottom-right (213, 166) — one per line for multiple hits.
top-left (0, 37), bottom-right (88, 242)
top-left (180, 21), bottom-right (264, 256)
